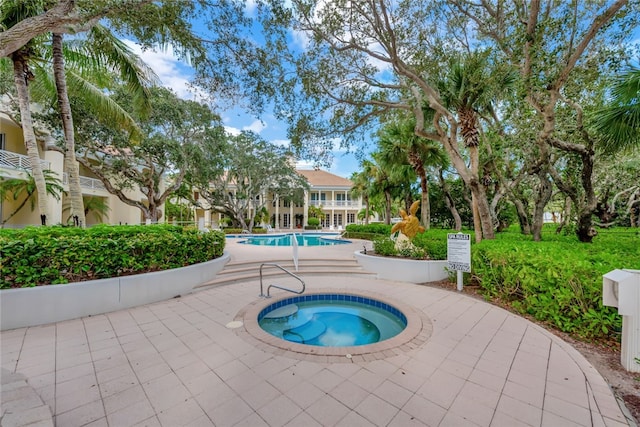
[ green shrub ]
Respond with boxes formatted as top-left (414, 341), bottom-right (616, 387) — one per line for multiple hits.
top-left (472, 229), bottom-right (640, 340)
top-left (307, 217), bottom-right (320, 227)
top-left (223, 228), bottom-right (266, 234)
top-left (372, 236), bottom-right (397, 256)
top-left (0, 225), bottom-right (225, 288)
top-left (346, 223), bottom-right (392, 235)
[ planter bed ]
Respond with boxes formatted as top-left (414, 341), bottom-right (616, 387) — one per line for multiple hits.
top-left (0, 252), bottom-right (230, 330)
top-left (354, 250), bottom-right (449, 283)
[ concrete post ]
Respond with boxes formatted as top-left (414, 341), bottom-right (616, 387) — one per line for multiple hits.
top-left (603, 269), bottom-right (640, 372)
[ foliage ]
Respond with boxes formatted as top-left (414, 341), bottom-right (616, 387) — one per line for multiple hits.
top-left (0, 225), bottom-right (225, 288)
top-left (72, 85), bottom-right (226, 222)
top-left (307, 217), bottom-right (319, 227)
top-left (472, 229), bottom-right (640, 339)
top-left (0, 170), bottom-right (64, 226)
top-left (63, 196), bottom-right (111, 224)
top-left (592, 66), bottom-right (640, 154)
top-left (164, 198), bottom-right (193, 224)
top-left (222, 228), bottom-right (266, 234)
top-left (307, 205), bottom-right (323, 219)
top-left (191, 131), bottom-right (309, 231)
top-left (345, 223), bottom-right (392, 236)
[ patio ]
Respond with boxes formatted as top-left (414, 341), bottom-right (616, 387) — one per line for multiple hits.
top-left (0, 239), bottom-right (633, 426)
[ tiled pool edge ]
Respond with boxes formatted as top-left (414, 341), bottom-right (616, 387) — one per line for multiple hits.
top-left (234, 288), bottom-right (432, 363)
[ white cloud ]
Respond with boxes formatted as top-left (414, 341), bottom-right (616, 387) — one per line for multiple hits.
top-left (224, 126), bottom-right (242, 136)
top-left (271, 139), bottom-right (291, 147)
top-left (295, 160), bottom-right (316, 169)
top-left (122, 39), bottom-right (206, 101)
top-left (243, 119), bottom-right (267, 134)
top-left (245, 0), bottom-right (258, 14)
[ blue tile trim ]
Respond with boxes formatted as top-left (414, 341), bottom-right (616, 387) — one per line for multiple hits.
top-left (258, 294), bottom-right (407, 325)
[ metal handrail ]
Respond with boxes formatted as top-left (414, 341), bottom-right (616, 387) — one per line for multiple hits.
top-left (259, 263), bottom-right (306, 298)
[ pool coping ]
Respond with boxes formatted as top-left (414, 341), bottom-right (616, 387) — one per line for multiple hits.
top-left (233, 288), bottom-right (433, 363)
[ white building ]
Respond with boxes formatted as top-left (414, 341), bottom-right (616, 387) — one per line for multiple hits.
top-left (0, 113), bottom-right (145, 227)
top-left (195, 168), bottom-right (364, 231)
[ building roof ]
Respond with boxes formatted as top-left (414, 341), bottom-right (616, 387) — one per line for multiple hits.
top-left (297, 169), bottom-right (353, 188)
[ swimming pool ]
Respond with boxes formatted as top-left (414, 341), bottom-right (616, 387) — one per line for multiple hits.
top-left (258, 294), bottom-right (406, 347)
top-left (238, 233), bottom-right (350, 246)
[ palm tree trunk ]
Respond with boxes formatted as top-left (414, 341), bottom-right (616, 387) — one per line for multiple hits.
top-left (384, 190), bottom-right (391, 225)
top-left (420, 175), bottom-right (430, 229)
top-left (469, 145), bottom-right (485, 242)
top-left (53, 33), bottom-right (85, 228)
top-left (364, 195), bottom-right (370, 225)
top-left (12, 51), bottom-right (48, 225)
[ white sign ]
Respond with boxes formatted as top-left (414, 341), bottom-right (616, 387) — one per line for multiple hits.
top-left (447, 233), bottom-right (471, 272)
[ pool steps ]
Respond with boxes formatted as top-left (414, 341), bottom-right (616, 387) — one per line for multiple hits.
top-left (195, 258), bottom-right (374, 290)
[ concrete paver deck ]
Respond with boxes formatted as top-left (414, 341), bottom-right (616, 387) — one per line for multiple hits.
top-left (0, 238), bottom-right (634, 426)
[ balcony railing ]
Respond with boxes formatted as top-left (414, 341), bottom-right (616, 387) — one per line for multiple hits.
top-left (0, 149), bottom-right (50, 171)
top-left (309, 200), bottom-right (359, 208)
top-left (62, 173), bottom-right (106, 190)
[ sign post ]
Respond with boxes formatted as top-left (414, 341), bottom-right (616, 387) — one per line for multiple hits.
top-left (447, 233), bottom-right (471, 291)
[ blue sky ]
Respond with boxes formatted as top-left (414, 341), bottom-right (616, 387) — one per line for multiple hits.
top-left (122, 9), bottom-right (640, 180)
top-left (122, 40), bottom-right (362, 179)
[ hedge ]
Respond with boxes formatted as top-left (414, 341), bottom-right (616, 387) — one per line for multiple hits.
top-left (0, 225), bottom-right (225, 288)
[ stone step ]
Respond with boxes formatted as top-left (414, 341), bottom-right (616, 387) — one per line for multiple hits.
top-left (194, 258), bottom-right (374, 290)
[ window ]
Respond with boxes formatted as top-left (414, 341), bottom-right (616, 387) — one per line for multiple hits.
top-left (283, 213), bottom-right (290, 228)
top-left (283, 199), bottom-right (290, 208)
top-left (333, 214), bottom-right (343, 226)
top-left (0, 133), bottom-right (5, 150)
top-left (347, 213), bottom-right (355, 224)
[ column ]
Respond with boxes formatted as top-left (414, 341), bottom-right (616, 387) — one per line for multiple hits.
top-left (303, 189), bottom-right (309, 228)
top-left (43, 149), bottom-right (64, 225)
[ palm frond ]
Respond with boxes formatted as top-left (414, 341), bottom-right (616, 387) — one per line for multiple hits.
top-left (65, 69), bottom-right (143, 142)
top-left (593, 67), bottom-right (640, 154)
top-left (85, 25), bottom-right (159, 116)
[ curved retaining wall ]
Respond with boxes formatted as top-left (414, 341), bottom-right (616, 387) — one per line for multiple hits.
top-left (0, 252), bottom-right (230, 331)
top-left (354, 250), bottom-right (449, 283)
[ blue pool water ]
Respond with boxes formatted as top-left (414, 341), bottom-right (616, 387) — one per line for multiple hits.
top-left (238, 233), bottom-right (350, 246)
top-left (258, 294), bottom-right (406, 346)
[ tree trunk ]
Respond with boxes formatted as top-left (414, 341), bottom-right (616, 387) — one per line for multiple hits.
top-left (511, 197), bottom-right (531, 235)
top-left (420, 175), bottom-right (430, 229)
top-left (532, 170), bottom-right (553, 241)
top-left (576, 212), bottom-right (596, 243)
top-left (470, 181), bottom-right (495, 240)
top-left (364, 195), bottom-right (370, 225)
top-left (12, 51), bottom-right (49, 225)
top-left (53, 33), bottom-right (86, 227)
top-left (384, 190), bottom-right (391, 225)
top-left (438, 169), bottom-right (462, 230)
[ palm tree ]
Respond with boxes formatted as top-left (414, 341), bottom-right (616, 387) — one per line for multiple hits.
top-left (52, 32), bottom-right (85, 227)
top-left (377, 117), bottom-right (447, 229)
top-left (63, 196), bottom-right (110, 225)
top-left (350, 163), bottom-right (375, 225)
top-left (368, 154), bottom-right (396, 225)
top-left (46, 26), bottom-right (155, 227)
top-left (0, 170), bottom-right (63, 227)
top-left (593, 66), bottom-right (640, 154)
top-left (2, 0), bottom-right (50, 224)
top-left (437, 50), bottom-right (516, 241)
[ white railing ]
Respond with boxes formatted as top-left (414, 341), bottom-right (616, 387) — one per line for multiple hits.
top-left (0, 149), bottom-right (50, 171)
top-left (62, 173), bottom-right (106, 190)
top-left (309, 200), bottom-right (359, 208)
